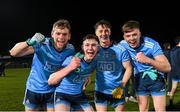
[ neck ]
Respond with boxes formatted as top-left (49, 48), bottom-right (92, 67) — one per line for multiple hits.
top-left (177, 43), bottom-right (180, 46)
top-left (84, 57), bottom-right (92, 63)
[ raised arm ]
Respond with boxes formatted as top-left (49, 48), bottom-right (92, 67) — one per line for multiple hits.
top-left (9, 33), bottom-right (45, 57)
top-left (9, 41), bottom-right (34, 57)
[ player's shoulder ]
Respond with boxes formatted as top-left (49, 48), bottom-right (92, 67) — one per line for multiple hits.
top-left (143, 36), bottom-right (158, 48)
top-left (66, 43), bottom-right (75, 50)
top-left (119, 40), bottom-right (127, 44)
top-left (114, 43), bottom-right (126, 52)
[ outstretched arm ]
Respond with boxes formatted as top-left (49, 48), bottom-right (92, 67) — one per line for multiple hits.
top-left (48, 57), bottom-right (81, 85)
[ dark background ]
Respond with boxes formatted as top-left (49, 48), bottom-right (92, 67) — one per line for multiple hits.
top-left (0, 0), bottom-right (179, 55)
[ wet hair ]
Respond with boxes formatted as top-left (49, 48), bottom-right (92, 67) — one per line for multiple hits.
top-left (122, 20), bottom-right (140, 33)
top-left (94, 19), bottom-right (112, 30)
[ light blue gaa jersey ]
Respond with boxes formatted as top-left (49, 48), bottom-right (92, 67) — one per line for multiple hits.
top-left (95, 44), bottom-right (130, 94)
top-left (119, 36), bottom-right (164, 76)
top-left (55, 56), bottom-right (97, 95)
top-left (26, 37), bottom-right (75, 93)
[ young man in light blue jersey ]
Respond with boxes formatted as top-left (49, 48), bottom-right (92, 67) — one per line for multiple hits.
top-left (94, 19), bottom-right (133, 111)
top-left (48, 34), bottom-right (99, 112)
top-left (9, 19), bottom-right (75, 112)
top-left (119, 20), bottom-right (171, 111)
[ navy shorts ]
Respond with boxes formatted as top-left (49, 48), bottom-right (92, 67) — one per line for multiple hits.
top-left (172, 74), bottom-right (180, 82)
top-left (134, 73), bottom-right (166, 96)
top-left (23, 89), bottom-right (54, 109)
top-left (94, 91), bottom-right (125, 108)
top-left (54, 92), bottom-right (92, 110)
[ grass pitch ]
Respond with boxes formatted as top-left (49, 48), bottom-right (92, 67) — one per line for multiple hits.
top-left (0, 68), bottom-right (179, 111)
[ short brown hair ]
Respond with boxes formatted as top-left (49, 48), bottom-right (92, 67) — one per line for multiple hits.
top-left (82, 34), bottom-right (99, 44)
top-left (94, 19), bottom-right (112, 30)
top-left (122, 20), bottom-right (140, 33)
top-left (52, 19), bottom-right (71, 33)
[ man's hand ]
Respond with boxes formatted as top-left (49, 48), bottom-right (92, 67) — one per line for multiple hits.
top-left (74, 52), bottom-right (84, 73)
top-left (136, 52), bottom-right (151, 64)
top-left (112, 85), bottom-right (124, 99)
top-left (26, 33), bottom-right (45, 46)
top-left (69, 57), bottom-right (81, 71)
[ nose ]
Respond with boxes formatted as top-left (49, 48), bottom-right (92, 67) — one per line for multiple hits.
top-left (129, 35), bottom-right (136, 40)
top-left (88, 45), bottom-right (93, 49)
top-left (102, 31), bottom-right (106, 35)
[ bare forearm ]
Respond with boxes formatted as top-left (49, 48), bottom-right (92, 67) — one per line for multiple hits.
top-left (48, 66), bottom-right (74, 85)
top-left (136, 52), bottom-right (171, 73)
top-left (147, 58), bottom-right (171, 73)
top-left (9, 42), bottom-right (33, 57)
top-left (121, 61), bottom-right (133, 87)
top-left (122, 68), bottom-right (132, 87)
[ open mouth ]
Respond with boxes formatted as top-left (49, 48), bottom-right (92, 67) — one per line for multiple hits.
top-left (86, 51), bottom-right (95, 57)
top-left (128, 41), bottom-right (137, 47)
top-left (57, 38), bottom-right (65, 43)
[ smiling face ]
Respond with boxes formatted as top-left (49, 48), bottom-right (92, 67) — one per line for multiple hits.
top-left (95, 24), bottom-right (111, 48)
top-left (82, 35), bottom-right (99, 62)
top-left (123, 28), bottom-right (141, 48)
top-left (122, 20), bottom-right (142, 48)
top-left (51, 26), bottom-right (71, 51)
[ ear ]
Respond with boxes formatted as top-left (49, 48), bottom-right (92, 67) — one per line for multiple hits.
top-left (51, 31), bottom-right (54, 38)
top-left (81, 45), bottom-right (84, 52)
top-left (139, 31), bottom-right (141, 36)
top-left (68, 33), bottom-right (71, 40)
top-left (109, 29), bottom-right (111, 35)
